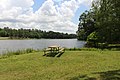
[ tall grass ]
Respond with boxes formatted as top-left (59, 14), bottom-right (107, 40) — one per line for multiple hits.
top-left (65, 47), bottom-right (120, 51)
top-left (0, 48), bottom-right (40, 59)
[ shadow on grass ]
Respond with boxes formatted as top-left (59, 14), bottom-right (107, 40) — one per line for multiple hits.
top-left (70, 69), bottom-right (120, 80)
top-left (94, 69), bottom-right (120, 80)
top-left (46, 52), bottom-right (59, 57)
top-left (56, 52), bottom-right (64, 57)
top-left (70, 74), bottom-right (96, 80)
top-left (43, 52), bottom-right (64, 57)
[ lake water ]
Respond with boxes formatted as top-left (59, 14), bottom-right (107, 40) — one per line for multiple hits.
top-left (0, 39), bottom-right (86, 54)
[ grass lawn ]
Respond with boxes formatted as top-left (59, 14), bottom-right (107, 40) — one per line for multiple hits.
top-left (0, 50), bottom-right (120, 80)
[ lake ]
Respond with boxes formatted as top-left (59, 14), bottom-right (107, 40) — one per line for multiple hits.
top-left (0, 39), bottom-right (86, 54)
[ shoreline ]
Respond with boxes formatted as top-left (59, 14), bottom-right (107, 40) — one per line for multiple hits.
top-left (1, 47), bottom-right (120, 59)
top-left (0, 37), bottom-right (77, 40)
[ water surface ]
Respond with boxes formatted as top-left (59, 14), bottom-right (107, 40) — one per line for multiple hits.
top-left (0, 39), bottom-right (86, 54)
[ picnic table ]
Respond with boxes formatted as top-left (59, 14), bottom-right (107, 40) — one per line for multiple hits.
top-left (48, 45), bottom-right (60, 53)
top-left (43, 45), bottom-right (65, 56)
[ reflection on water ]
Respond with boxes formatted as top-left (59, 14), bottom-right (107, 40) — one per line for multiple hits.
top-left (0, 39), bottom-right (86, 54)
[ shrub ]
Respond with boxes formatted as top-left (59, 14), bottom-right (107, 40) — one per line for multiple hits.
top-left (97, 43), bottom-right (108, 49)
top-left (86, 32), bottom-right (99, 47)
top-left (86, 31), bottom-right (108, 49)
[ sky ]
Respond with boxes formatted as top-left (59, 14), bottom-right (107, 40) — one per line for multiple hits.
top-left (0, 0), bottom-right (93, 33)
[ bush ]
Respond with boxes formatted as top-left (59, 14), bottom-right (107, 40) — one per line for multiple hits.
top-left (97, 43), bottom-right (108, 49)
top-left (86, 32), bottom-right (99, 47)
top-left (86, 31), bottom-right (108, 48)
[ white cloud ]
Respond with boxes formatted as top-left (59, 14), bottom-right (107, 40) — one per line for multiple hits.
top-left (0, 0), bottom-right (93, 33)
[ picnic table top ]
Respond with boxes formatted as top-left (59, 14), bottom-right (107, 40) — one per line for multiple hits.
top-left (48, 45), bottom-right (60, 48)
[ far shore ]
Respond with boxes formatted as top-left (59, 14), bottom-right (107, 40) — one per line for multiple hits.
top-left (0, 37), bottom-right (31, 40)
top-left (0, 37), bottom-right (77, 40)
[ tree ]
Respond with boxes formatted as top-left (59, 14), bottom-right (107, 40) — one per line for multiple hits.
top-left (0, 30), bottom-right (7, 37)
top-left (0, 27), bottom-right (76, 39)
top-left (77, 0), bottom-right (120, 47)
top-left (77, 10), bottom-right (96, 40)
top-left (92, 0), bottom-right (120, 43)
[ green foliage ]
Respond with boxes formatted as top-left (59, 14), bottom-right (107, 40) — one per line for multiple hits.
top-left (0, 30), bottom-right (7, 37)
top-left (77, 10), bottom-right (96, 40)
top-left (77, 29), bottom-right (85, 40)
top-left (77, 0), bottom-right (120, 47)
top-left (97, 43), bottom-right (108, 49)
top-left (0, 27), bottom-right (76, 39)
top-left (86, 32), bottom-right (98, 47)
top-left (87, 32), bottom-right (98, 42)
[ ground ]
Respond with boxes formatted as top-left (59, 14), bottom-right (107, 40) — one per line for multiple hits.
top-left (0, 50), bottom-right (120, 80)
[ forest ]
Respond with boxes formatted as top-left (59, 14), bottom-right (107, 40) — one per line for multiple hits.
top-left (77, 0), bottom-right (120, 48)
top-left (0, 27), bottom-right (76, 39)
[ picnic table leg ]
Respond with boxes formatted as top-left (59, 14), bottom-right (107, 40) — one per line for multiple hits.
top-left (43, 50), bottom-right (46, 56)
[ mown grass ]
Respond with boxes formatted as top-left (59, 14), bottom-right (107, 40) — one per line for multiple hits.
top-left (0, 50), bottom-right (120, 80)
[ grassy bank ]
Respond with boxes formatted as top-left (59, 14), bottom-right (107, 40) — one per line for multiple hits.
top-left (0, 48), bottom-right (39, 59)
top-left (0, 37), bottom-right (31, 40)
top-left (0, 50), bottom-right (120, 80)
top-left (0, 37), bottom-right (9, 40)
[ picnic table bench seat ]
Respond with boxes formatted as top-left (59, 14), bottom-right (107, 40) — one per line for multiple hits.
top-left (59, 47), bottom-right (65, 53)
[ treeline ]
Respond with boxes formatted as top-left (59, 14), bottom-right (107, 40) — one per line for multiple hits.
top-left (77, 0), bottom-right (120, 48)
top-left (0, 27), bottom-right (76, 39)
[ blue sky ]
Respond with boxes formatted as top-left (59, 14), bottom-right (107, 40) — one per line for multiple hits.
top-left (32, 0), bottom-right (90, 25)
top-left (72, 4), bottom-right (90, 24)
top-left (0, 0), bottom-right (92, 33)
top-left (32, 0), bottom-right (45, 12)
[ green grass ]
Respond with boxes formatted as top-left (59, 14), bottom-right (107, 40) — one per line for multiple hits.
top-left (0, 50), bottom-right (120, 80)
top-left (0, 48), bottom-right (39, 59)
top-left (0, 37), bottom-right (9, 40)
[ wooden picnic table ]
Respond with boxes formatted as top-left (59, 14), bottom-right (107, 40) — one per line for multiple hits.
top-left (48, 45), bottom-right (60, 53)
top-left (43, 45), bottom-right (65, 56)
